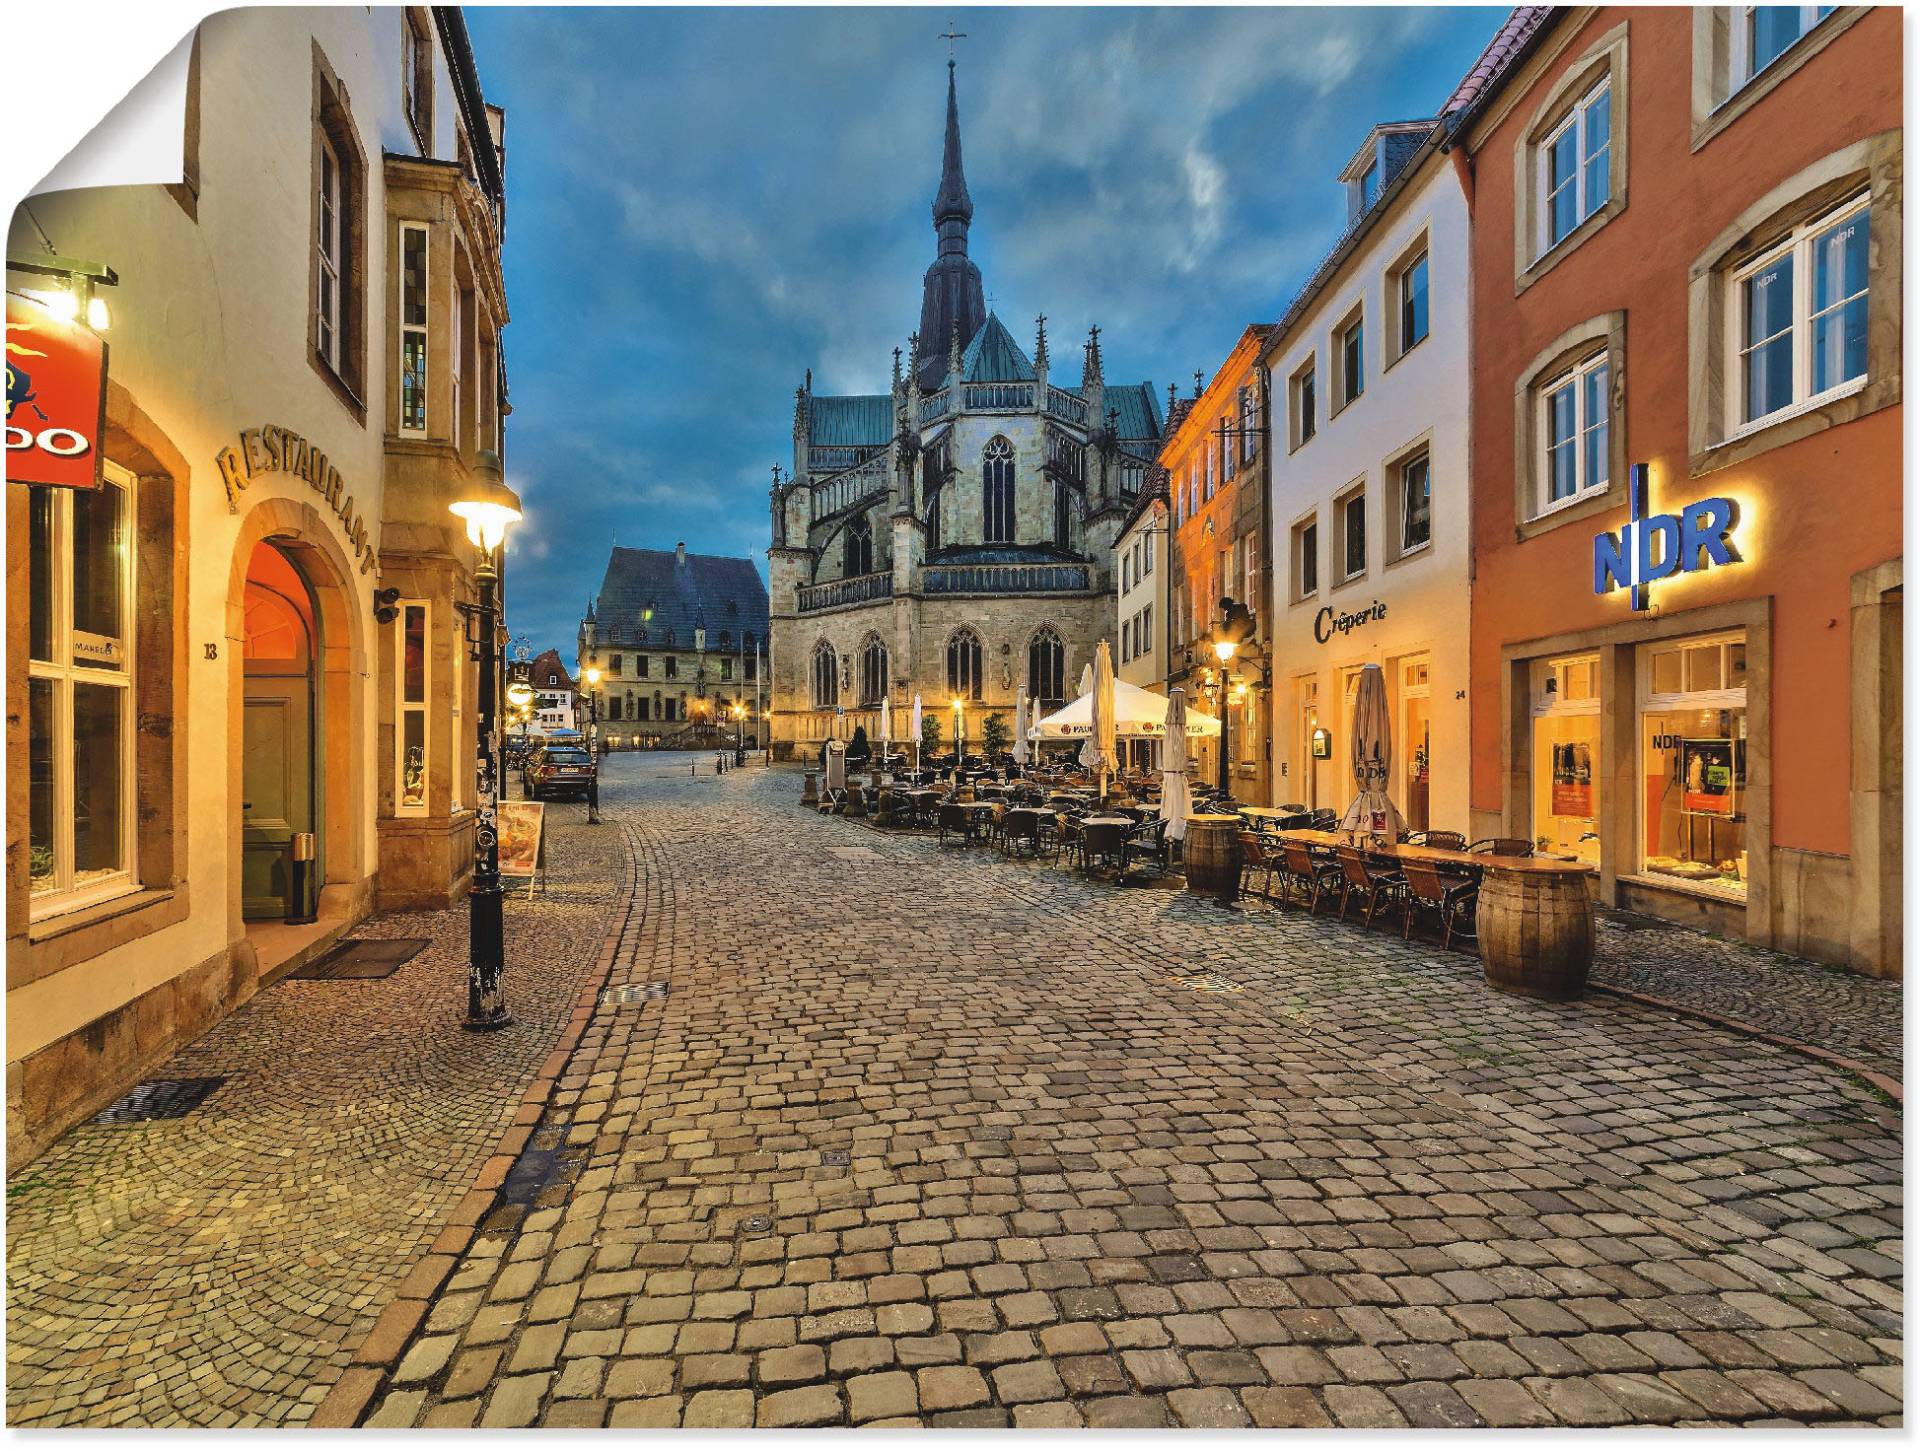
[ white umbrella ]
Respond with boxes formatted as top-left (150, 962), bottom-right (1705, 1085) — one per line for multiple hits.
top-left (1161, 687), bottom-right (1193, 842)
top-left (1338, 662), bottom-right (1405, 843)
top-left (910, 693), bottom-right (923, 771)
top-left (1031, 680), bottom-right (1219, 740)
top-left (1076, 662), bottom-right (1097, 769)
top-left (1089, 640), bottom-right (1117, 799)
top-left (879, 696), bottom-right (892, 763)
top-left (1012, 687), bottom-right (1029, 769)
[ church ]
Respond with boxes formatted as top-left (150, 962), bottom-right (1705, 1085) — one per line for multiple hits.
top-left (766, 58), bottom-right (1163, 760)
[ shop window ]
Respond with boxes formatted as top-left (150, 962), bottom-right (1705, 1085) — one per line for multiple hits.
top-left (1514, 25), bottom-right (1628, 290)
top-left (395, 601), bottom-right (429, 814)
top-left (1289, 357), bottom-right (1317, 450)
top-left (1531, 653), bottom-right (1601, 864)
top-left (1291, 514), bottom-right (1319, 602)
top-left (399, 222), bottom-right (429, 434)
top-left (450, 617), bottom-right (463, 811)
top-left (1639, 633), bottom-right (1748, 896)
top-left (1402, 657), bottom-right (1433, 832)
top-left (1335, 483), bottom-right (1366, 583)
top-left (27, 465), bottom-right (139, 916)
top-left (1729, 194), bottom-right (1869, 434)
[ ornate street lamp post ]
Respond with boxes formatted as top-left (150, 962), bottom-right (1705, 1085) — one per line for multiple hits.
top-left (582, 656), bottom-right (603, 825)
top-left (732, 700), bottom-right (746, 763)
top-left (451, 451), bottom-right (522, 1032)
top-left (1208, 598), bottom-right (1256, 801)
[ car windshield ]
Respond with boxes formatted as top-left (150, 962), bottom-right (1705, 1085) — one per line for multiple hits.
top-left (544, 750), bottom-right (591, 765)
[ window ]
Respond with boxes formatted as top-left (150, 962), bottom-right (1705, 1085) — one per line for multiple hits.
top-left (665, 656), bottom-right (677, 679)
top-left (926, 487), bottom-right (941, 552)
top-left (396, 601), bottom-right (429, 814)
top-left (844, 516), bottom-right (873, 577)
top-left (1692, 7), bottom-right (1859, 150)
top-left (1338, 486), bottom-right (1366, 582)
top-left (1204, 435), bottom-right (1217, 499)
top-left (1292, 517), bottom-right (1318, 601)
top-left (1239, 385), bottom-right (1258, 463)
top-left (1243, 534), bottom-right (1261, 621)
top-left (608, 653), bottom-right (622, 675)
top-left (1140, 604), bottom-right (1152, 656)
top-left (1359, 159), bottom-right (1380, 209)
top-left (983, 436), bottom-right (1015, 543)
top-left (1222, 413), bottom-right (1237, 481)
top-left (1398, 451), bottom-right (1432, 556)
top-left (1143, 532), bottom-right (1154, 575)
top-left (1541, 80), bottom-right (1611, 251)
top-left (316, 133), bottom-right (343, 373)
top-left (450, 281), bottom-right (465, 455)
top-left (1053, 480), bottom-right (1070, 552)
top-left (1732, 196), bottom-right (1868, 431)
top-left (449, 618), bottom-right (462, 811)
top-left (947, 628), bottom-right (983, 700)
top-left (812, 642), bottom-right (838, 708)
top-left (1397, 249), bottom-right (1429, 357)
top-left (1540, 351), bottom-right (1611, 510)
top-left (1121, 553), bottom-right (1131, 595)
top-left (1121, 619), bottom-right (1131, 663)
top-left (858, 635), bottom-right (888, 706)
top-left (1028, 627), bottom-right (1065, 707)
top-left (1639, 633), bottom-right (1749, 897)
top-left (1737, 5), bottom-right (1838, 88)
top-left (399, 223), bottom-right (428, 434)
top-left (402, 9), bottom-right (433, 150)
top-left (1334, 311), bottom-right (1365, 411)
top-left (721, 658), bottom-right (733, 682)
top-left (310, 49), bottom-right (367, 411)
top-left (27, 466), bottom-right (138, 915)
top-left (1290, 359), bottom-right (1316, 449)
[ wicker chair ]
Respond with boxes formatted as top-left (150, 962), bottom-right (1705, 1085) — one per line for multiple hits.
top-left (1239, 830), bottom-right (1280, 899)
top-left (937, 802), bottom-right (971, 846)
top-left (1407, 830), bottom-right (1467, 851)
top-left (1308, 808), bottom-right (1339, 831)
top-left (1468, 837), bottom-right (1533, 856)
top-left (1334, 845), bottom-right (1405, 928)
top-left (1401, 857), bottom-right (1479, 950)
top-left (1280, 841), bottom-right (1345, 914)
top-left (1124, 818), bottom-right (1172, 877)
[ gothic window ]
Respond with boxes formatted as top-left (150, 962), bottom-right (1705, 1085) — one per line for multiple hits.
top-left (926, 488), bottom-right (942, 553)
top-left (947, 627), bottom-right (983, 700)
top-left (1052, 481), bottom-right (1070, 552)
top-left (858, 634), bottom-right (889, 706)
top-left (844, 516), bottom-right (873, 577)
top-left (811, 641), bottom-right (838, 709)
top-left (1028, 627), bottom-right (1065, 709)
top-left (983, 436), bottom-right (1015, 544)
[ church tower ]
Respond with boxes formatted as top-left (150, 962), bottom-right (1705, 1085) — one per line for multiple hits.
top-left (916, 61), bottom-right (986, 391)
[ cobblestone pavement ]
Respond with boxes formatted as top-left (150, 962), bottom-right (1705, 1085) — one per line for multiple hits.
top-left (369, 759), bottom-right (1901, 1429)
top-left (5, 808), bottom-right (629, 1427)
top-left (1591, 911), bottom-right (1902, 1082)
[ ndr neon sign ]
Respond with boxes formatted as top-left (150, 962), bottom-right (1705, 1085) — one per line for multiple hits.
top-left (1593, 464), bottom-right (1742, 611)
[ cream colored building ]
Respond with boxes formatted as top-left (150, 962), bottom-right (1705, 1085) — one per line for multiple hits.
top-left (6, 6), bottom-right (511, 1163)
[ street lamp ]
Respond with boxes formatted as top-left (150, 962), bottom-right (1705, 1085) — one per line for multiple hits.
top-left (582, 655), bottom-right (603, 825)
top-left (451, 450), bottom-right (522, 1032)
top-left (732, 700), bottom-right (746, 763)
top-left (951, 697), bottom-right (965, 781)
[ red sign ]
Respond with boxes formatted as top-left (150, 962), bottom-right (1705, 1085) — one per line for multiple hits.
top-left (6, 291), bottom-right (108, 490)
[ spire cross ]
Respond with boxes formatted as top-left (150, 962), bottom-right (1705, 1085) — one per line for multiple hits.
top-left (938, 22), bottom-right (967, 63)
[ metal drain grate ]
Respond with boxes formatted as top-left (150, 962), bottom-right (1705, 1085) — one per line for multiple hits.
top-left (291, 938), bottom-right (430, 980)
top-left (821, 1149), bottom-right (851, 1167)
top-left (92, 1077), bottom-right (228, 1124)
top-left (742, 1214), bottom-right (774, 1235)
top-left (600, 981), bottom-right (669, 1007)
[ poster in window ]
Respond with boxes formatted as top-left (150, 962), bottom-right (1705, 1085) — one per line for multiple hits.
top-left (1682, 738), bottom-right (1736, 817)
top-left (1550, 741), bottom-right (1593, 818)
top-left (6, 291), bottom-right (108, 490)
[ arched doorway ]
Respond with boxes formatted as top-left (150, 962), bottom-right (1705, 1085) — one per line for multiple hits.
top-left (241, 542), bottom-right (319, 920)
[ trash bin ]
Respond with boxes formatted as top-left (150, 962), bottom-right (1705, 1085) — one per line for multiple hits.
top-left (287, 831), bottom-right (318, 924)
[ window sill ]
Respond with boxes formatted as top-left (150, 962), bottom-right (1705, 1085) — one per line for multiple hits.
top-left (1385, 539), bottom-right (1432, 571)
top-left (1690, 371), bottom-right (1893, 480)
top-left (1516, 195), bottom-right (1625, 297)
top-left (1618, 870), bottom-right (1748, 906)
top-left (1692, 9), bottom-right (1867, 153)
top-left (309, 349), bottom-right (368, 427)
top-left (1331, 570), bottom-right (1369, 595)
top-left (1382, 332), bottom-right (1429, 376)
top-left (1514, 477), bottom-right (1622, 544)
top-left (1719, 376), bottom-right (1868, 449)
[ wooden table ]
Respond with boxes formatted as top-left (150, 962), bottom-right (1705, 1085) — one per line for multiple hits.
top-left (1272, 829), bottom-right (1595, 998)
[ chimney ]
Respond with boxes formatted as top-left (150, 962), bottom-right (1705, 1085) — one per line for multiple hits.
top-left (676, 541), bottom-right (687, 566)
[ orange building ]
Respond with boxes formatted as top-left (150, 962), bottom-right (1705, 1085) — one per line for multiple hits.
top-left (1163, 325), bottom-right (1273, 802)
top-left (1457, 7), bottom-right (1901, 973)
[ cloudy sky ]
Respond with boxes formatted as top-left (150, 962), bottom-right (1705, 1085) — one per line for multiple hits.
top-left (466, 5), bottom-right (1505, 658)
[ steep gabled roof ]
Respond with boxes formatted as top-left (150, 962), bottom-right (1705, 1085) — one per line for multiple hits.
top-left (808, 394), bottom-right (894, 448)
top-left (961, 312), bottom-right (1036, 382)
top-left (1104, 382), bottom-right (1164, 446)
top-left (529, 649), bottom-right (575, 693)
top-left (1443, 6), bottom-right (1555, 118)
top-left (592, 547), bottom-right (770, 645)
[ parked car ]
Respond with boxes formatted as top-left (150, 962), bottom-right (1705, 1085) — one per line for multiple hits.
top-left (522, 745), bottom-right (595, 801)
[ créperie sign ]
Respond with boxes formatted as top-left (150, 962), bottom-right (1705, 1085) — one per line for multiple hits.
top-left (5, 291), bottom-right (108, 490)
top-left (215, 424), bottom-right (376, 574)
top-left (1593, 464), bottom-right (1740, 612)
top-left (1314, 599), bottom-right (1387, 644)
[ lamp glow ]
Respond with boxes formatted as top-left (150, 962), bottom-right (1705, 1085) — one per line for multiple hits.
top-left (86, 294), bottom-right (110, 330)
top-left (506, 680), bottom-right (534, 709)
top-left (1213, 638), bottom-right (1237, 664)
top-left (449, 450), bottom-right (523, 554)
top-left (584, 663), bottom-right (602, 687)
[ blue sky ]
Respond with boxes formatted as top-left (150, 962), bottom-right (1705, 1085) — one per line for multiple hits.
top-left (466, 6), bottom-right (1506, 659)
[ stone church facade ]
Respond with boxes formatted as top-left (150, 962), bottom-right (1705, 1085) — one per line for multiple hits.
top-left (767, 61), bottom-right (1163, 759)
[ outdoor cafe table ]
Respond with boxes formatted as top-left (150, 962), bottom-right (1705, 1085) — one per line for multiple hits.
top-left (1241, 806), bottom-right (1308, 831)
top-left (1273, 829), bottom-right (1595, 1000)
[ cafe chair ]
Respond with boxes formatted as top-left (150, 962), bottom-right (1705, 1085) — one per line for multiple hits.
top-left (1053, 813), bottom-right (1088, 869)
top-left (1280, 841), bottom-right (1345, 915)
top-left (1401, 858), bottom-right (1479, 951)
top-left (1334, 844), bottom-right (1405, 929)
top-left (1405, 830), bottom-right (1467, 851)
top-left (937, 802), bottom-right (971, 847)
top-left (1308, 808), bottom-right (1339, 832)
top-left (1238, 831), bottom-right (1280, 900)
top-left (1278, 802), bottom-right (1308, 815)
top-left (1468, 837), bottom-right (1533, 857)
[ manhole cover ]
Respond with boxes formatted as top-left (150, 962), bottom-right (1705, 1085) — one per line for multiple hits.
top-left (821, 1149), bottom-right (851, 1167)
top-left (291, 938), bottom-right (430, 980)
top-left (600, 982), bottom-right (669, 1007)
top-left (92, 1077), bottom-right (227, 1124)
top-left (1168, 972), bottom-right (1242, 994)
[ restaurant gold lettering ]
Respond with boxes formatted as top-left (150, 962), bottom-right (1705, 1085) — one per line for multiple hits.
top-left (215, 425), bottom-right (376, 573)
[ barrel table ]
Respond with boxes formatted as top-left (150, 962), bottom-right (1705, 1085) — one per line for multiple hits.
top-left (1183, 814), bottom-right (1245, 905)
top-left (1476, 862), bottom-right (1595, 1001)
top-left (802, 770), bottom-right (819, 806)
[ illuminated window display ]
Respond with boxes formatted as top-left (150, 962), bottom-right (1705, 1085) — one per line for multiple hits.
top-left (1639, 633), bottom-right (1748, 895)
top-left (1530, 654), bottom-right (1599, 862)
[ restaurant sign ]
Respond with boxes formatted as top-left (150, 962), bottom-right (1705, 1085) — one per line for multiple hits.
top-left (1593, 464), bottom-right (1740, 612)
top-left (5, 291), bottom-right (108, 490)
top-left (1313, 599), bottom-right (1387, 645)
top-left (215, 424), bottom-right (377, 573)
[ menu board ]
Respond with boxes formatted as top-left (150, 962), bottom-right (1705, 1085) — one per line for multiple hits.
top-left (1682, 738), bottom-right (1736, 817)
top-left (496, 800), bottom-right (546, 888)
top-left (1550, 741), bottom-right (1593, 818)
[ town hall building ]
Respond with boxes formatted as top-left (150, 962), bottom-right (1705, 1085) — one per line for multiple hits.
top-left (766, 59), bottom-right (1163, 759)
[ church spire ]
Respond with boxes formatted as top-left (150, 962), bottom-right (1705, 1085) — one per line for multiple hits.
top-left (933, 61), bottom-right (974, 235)
top-left (916, 56), bottom-right (987, 390)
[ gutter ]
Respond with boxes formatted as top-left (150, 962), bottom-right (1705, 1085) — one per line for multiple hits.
top-left (433, 7), bottom-right (505, 207)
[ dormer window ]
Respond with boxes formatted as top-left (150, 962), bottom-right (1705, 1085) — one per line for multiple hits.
top-left (1359, 159), bottom-right (1380, 210)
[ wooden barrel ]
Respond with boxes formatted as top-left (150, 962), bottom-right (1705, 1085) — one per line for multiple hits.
top-left (802, 770), bottom-right (819, 805)
top-left (845, 782), bottom-right (867, 817)
top-left (1185, 819), bottom-right (1240, 905)
top-left (1478, 867), bottom-right (1593, 1001)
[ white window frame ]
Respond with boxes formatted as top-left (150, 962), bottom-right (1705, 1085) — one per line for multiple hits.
top-left (316, 131), bottom-right (343, 372)
top-left (1398, 248), bottom-right (1430, 356)
top-left (1398, 450), bottom-right (1433, 557)
top-left (1339, 316), bottom-right (1365, 408)
top-left (1337, 486), bottom-right (1367, 584)
top-left (1293, 515), bottom-right (1319, 602)
top-left (1534, 350), bottom-right (1611, 518)
top-left (395, 600), bottom-right (431, 817)
top-left (450, 283), bottom-right (465, 454)
top-left (27, 462), bottom-right (140, 920)
top-left (399, 221), bottom-right (429, 436)
top-left (1635, 631), bottom-right (1750, 881)
top-left (1537, 78), bottom-right (1612, 255)
top-left (1143, 530), bottom-right (1154, 575)
top-left (1731, 4), bottom-right (1838, 92)
top-left (1724, 192), bottom-right (1871, 440)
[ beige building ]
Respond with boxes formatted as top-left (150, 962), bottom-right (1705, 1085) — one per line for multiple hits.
top-left (6, 6), bottom-right (512, 1163)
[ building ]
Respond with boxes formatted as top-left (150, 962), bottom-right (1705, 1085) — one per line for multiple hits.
top-left (1165, 327), bottom-right (1273, 802)
top-left (526, 648), bottom-right (576, 737)
top-left (1260, 91), bottom-right (1475, 830)
top-left (1112, 470), bottom-right (1168, 771)
top-left (6, 6), bottom-right (512, 1162)
top-left (577, 543), bottom-right (769, 749)
top-left (1457, 6), bottom-right (1901, 974)
top-left (766, 60), bottom-right (1162, 760)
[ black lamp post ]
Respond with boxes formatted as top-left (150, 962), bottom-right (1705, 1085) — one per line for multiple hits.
top-left (1208, 598), bottom-right (1256, 801)
top-left (582, 658), bottom-right (603, 824)
top-left (452, 450), bottom-right (522, 1032)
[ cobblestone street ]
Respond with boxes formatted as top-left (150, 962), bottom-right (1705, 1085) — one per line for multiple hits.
top-left (348, 756), bottom-right (1899, 1429)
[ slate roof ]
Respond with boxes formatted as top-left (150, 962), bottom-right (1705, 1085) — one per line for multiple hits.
top-left (528, 648), bottom-right (574, 692)
top-left (1104, 382), bottom-right (1164, 445)
top-left (808, 394), bottom-right (895, 448)
top-left (591, 546), bottom-right (770, 647)
top-left (961, 313), bottom-right (1035, 382)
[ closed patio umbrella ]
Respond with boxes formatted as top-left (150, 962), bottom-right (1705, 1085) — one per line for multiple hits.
top-left (1077, 663), bottom-right (1097, 769)
top-left (1160, 687), bottom-right (1193, 842)
top-left (879, 695), bottom-right (892, 764)
top-left (1012, 687), bottom-right (1029, 769)
top-left (1338, 662), bottom-right (1405, 843)
top-left (1088, 640), bottom-right (1117, 800)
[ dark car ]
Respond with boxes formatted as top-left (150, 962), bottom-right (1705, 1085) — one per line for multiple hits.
top-left (522, 745), bottom-right (595, 802)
